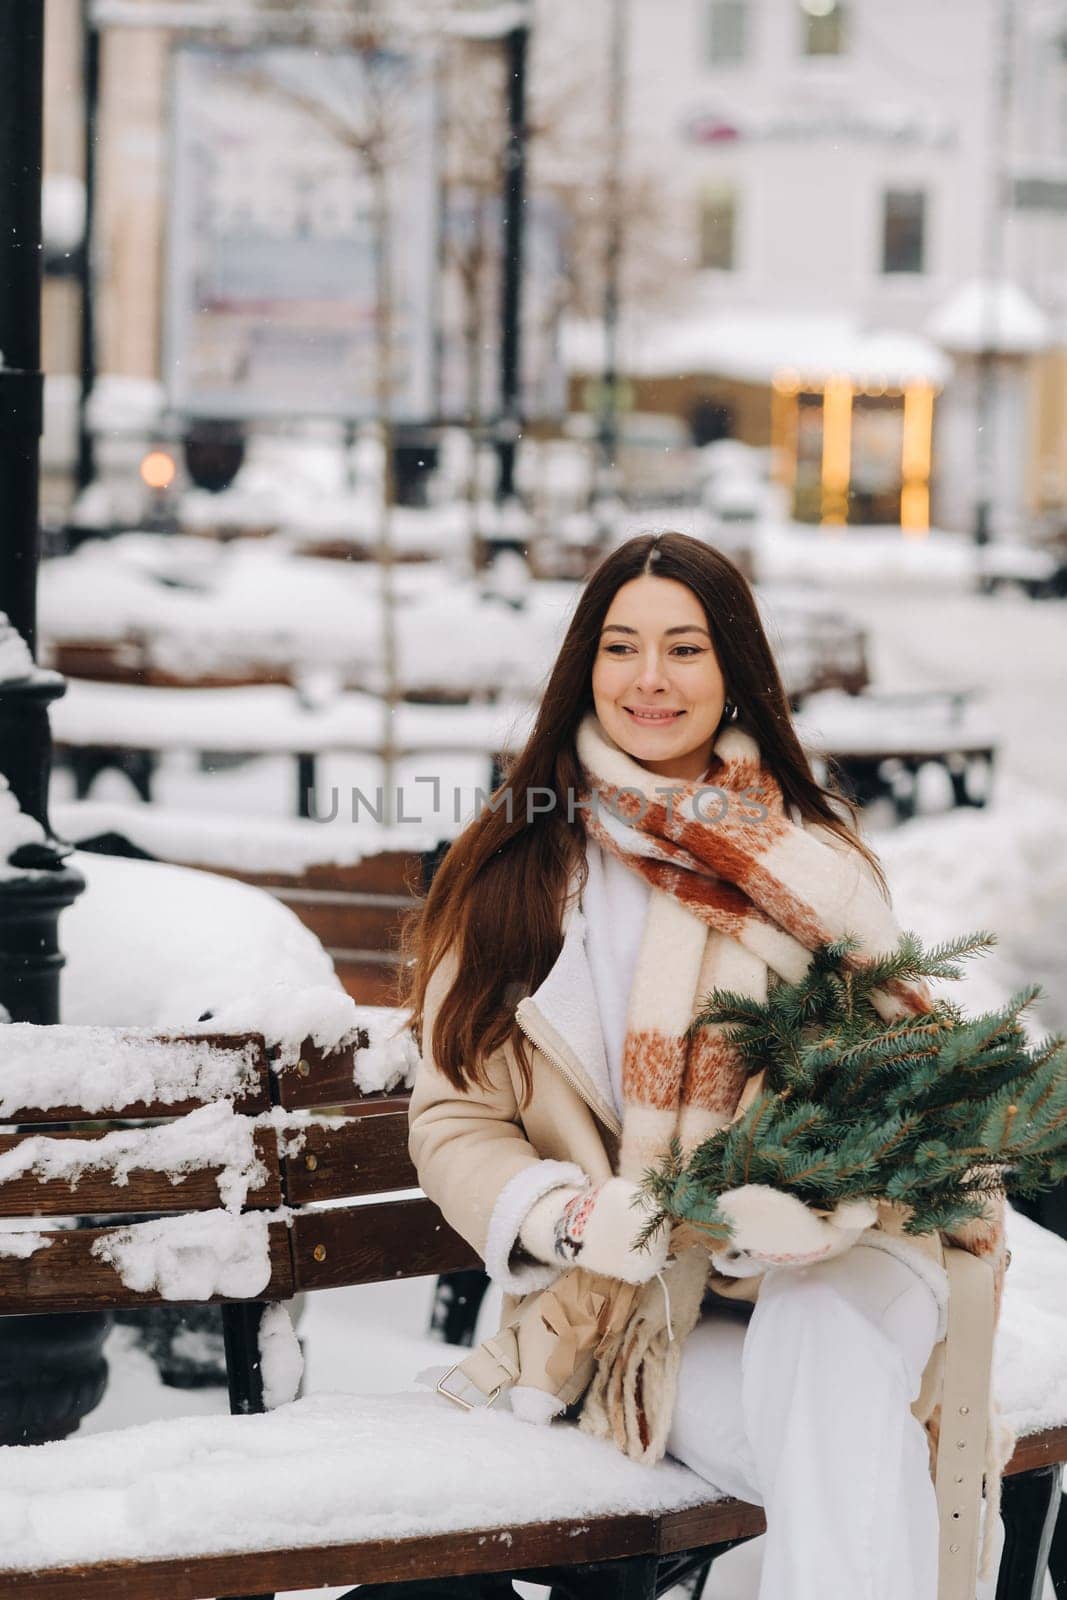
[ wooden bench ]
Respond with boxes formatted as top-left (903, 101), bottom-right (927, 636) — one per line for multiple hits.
top-left (1, 1023), bottom-right (1065, 1599)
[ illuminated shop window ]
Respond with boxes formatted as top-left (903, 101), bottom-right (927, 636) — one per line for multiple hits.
top-left (800, 0), bottom-right (847, 56)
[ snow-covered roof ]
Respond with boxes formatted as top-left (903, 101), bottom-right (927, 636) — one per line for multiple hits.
top-left (926, 279), bottom-right (1051, 355)
top-left (563, 311), bottom-right (951, 388)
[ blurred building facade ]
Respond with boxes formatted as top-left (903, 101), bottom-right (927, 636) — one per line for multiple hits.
top-left (561, 0), bottom-right (1067, 534)
top-left (39, 0), bottom-right (1067, 537)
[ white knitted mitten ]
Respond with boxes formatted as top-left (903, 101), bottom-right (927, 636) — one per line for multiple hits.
top-left (711, 1184), bottom-right (877, 1277)
top-left (519, 1178), bottom-right (670, 1285)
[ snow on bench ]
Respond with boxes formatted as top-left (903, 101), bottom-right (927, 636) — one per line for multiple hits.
top-left (0, 1208), bottom-right (1063, 1580)
top-left (50, 680), bottom-right (536, 760)
top-left (0, 1391), bottom-right (713, 1574)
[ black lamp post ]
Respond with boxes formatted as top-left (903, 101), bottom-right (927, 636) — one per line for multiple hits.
top-left (0, 0), bottom-right (107, 1445)
top-left (487, 10), bottom-right (529, 563)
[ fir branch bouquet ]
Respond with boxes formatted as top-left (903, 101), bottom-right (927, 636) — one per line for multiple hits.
top-left (639, 931), bottom-right (1067, 1249)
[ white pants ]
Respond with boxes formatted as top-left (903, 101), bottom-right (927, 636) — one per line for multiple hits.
top-left (666, 1240), bottom-right (947, 1600)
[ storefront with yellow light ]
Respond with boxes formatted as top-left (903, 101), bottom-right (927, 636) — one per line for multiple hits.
top-left (564, 311), bottom-right (950, 535)
top-left (771, 367), bottom-right (940, 533)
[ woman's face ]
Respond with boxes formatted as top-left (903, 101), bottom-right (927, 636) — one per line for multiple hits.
top-left (591, 574), bottom-right (728, 782)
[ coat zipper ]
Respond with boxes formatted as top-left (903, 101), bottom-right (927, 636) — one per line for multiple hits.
top-left (514, 1001), bottom-right (622, 1136)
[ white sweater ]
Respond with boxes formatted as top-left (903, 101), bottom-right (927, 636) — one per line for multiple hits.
top-left (582, 841), bottom-right (651, 1121)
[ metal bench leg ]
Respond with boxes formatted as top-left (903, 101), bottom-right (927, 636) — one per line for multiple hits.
top-left (995, 1463), bottom-right (1063, 1600)
top-left (545, 1553), bottom-right (659, 1600)
top-left (221, 1300), bottom-right (266, 1416)
top-left (219, 1302), bottom-right (274, 1600)
top-left (430, 1268), bottom-right (490, 1347)
top-left (1048, 1491), bottom-right (1067, 1599)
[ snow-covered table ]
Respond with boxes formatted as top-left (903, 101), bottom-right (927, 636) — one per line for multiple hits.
top-left (50, 680), bottom-right (536, 815)
top-left (796, 687), bottom-right (999, 819)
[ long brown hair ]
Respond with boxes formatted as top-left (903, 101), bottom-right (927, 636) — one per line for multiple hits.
top-left (400, 531), bottom-right (887, 1096)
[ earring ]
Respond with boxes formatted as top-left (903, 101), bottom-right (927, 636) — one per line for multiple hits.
top-left (723, 700), bottom-right (738, 723)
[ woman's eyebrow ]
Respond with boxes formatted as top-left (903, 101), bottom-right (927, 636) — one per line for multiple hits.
top-left (600, 624), bottom-right (711, 638)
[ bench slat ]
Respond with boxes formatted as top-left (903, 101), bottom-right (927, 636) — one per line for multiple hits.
top-left (291, 1196), bottom-right (478, 1289)
top-left (282, 1104), bottom-right (416, 1201)
top-left (0, 1512), bottom-right (660, 1600)
top-left (658, 1498), bottom-right (766, 1555)
top-left (273, 1036), bottom-right (366, 1112)
top-left (0, 1126), bottom-right (282, 1217)
top-left (1, 1032), bottom-right (271, 1124)
top-left (0, 1217), bottom-right (293, 1314)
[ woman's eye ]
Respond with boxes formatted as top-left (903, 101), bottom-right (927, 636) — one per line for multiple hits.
top-left (672, 646), bottom-right (702, 657)
top-left (604, 644), bottom-right (633, 655)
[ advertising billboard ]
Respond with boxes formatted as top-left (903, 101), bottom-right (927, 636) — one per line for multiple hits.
top-left (165, 44), bottom-right (438, 422)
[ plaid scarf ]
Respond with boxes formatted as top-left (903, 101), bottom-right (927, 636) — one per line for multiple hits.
top-left (575, 712), bottom-right (932, 1183)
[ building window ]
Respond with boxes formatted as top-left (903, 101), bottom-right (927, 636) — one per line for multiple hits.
top-left (707, 0), bottom-right (748, 65)
top-left (800, 0), bottom-right (847, 56)
top-left (698, 184), bottom-right (738, 270)
top-left (881, 189), bottom-right (926, 274)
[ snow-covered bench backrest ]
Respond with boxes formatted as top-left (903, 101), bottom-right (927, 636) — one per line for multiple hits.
top-left (0, 1022), bottom-right (475, 1318)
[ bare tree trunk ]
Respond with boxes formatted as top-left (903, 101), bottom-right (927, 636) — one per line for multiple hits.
top-left (462, 202), bottom-right (489, 570)
top-left (371, 147), bottom-right (398, 826)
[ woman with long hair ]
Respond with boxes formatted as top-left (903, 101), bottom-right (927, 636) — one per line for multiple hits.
top-left (388, 532), bottom-right (1003, 1600)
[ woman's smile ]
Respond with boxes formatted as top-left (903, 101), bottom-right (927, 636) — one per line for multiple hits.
top-left (624, 706), bottom-right (686, 723)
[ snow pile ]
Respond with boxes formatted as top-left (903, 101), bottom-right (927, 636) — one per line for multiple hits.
top-left (258, 1304), bottom-right (304, 1410)
top-left (0, 1390), bottom-right (711, 1572)
top-left (194, 989), bottom-right (416, 1091)
top-left (0, 1103), bottom-right (267, 1212)
top-left (877, 775), bottom-right (1067, 1030)
top-left (754, 521), bottom-right (977, 588)
top-left (351, 1006), bottom-right (419, 1094)
top-left (41, 173), bottom-right (86, 254)
top-left (197, 984), bottom-right (365, 1072)
top-left (994, 1207), bottom-right (1067, 1437)
top-left (0, 614), bottom-right (35, 683)
top-left (61, 852), bottom-right (339, 1029)
top-left (0, 1028), bottom-right (262, 1118)
top-left (0, 777), bottom-right (46, 877)
top-left (52, 799), bottom-right (436, 876)
top-left (83, 376), bottom-right (165, 436)
top-left (797, 686), bottom-right (998, 756)
top-left (0, 1230), bottom-right (52, 1260)
top-left (90, 1209), bottom-right (280, 1302)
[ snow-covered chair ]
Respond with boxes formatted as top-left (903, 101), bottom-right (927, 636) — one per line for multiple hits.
top-left (0, 1013), bottom-right (1065, 1599)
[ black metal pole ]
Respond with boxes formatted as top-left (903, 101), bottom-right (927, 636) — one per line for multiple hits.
top-left (494, 19), bottom-right (528, 511)
top-left (0, 0), bottom-right (86, 1025)
top-left (76, 0), bottom-right (99, 493)
top-left (0, 0), bottom-right (103, 1453)
top-left (594, 0), bottom-right (627, 533)
top-left (972, 0), bottom-right (1015, 550)
top-left (0, 3), bottom-right (47, 656)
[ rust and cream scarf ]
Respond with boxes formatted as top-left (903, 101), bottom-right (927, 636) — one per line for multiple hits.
top-left (575, 711), bottom-right (933, 1184)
